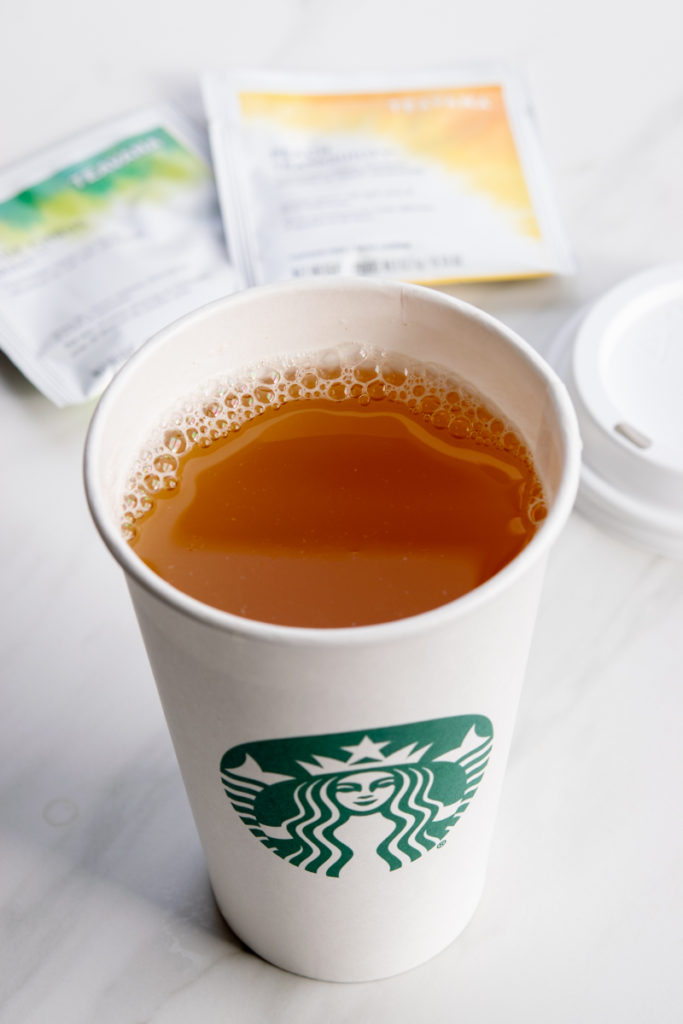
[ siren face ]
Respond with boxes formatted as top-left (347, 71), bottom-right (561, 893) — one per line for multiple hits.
top-left (334, 771), bottom-right (396, 813)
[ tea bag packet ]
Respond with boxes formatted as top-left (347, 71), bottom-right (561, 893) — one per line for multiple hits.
top-left (202, 67), bottom-right (573, 288)
top-left (0, 106), bottom-right (242, 406)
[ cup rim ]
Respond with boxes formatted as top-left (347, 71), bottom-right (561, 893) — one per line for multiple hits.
top-left (84, 276), bottom-right (581, 646)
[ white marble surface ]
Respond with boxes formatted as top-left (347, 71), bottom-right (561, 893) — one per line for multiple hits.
top-left (2, 1), bottom-right (683, 1020)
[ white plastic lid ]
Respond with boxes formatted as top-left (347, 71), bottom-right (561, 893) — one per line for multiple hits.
top-left (546, 264), bottom-right (683, 558)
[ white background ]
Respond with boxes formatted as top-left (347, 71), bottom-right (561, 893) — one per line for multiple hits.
top-left (1, 1), bottom-right (682, 1021)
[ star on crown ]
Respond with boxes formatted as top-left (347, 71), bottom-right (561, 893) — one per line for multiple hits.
top-left (297, 735), bottom-right (432, 776)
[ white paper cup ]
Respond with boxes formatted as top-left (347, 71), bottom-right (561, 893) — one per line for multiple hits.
top-left (84, 278), bottom-right (580, 982)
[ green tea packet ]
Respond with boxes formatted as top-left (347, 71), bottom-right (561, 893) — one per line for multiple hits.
top-left (202, 67), bottom-right (573, 288)
top-left (0, 105), bottom-right (241, 405)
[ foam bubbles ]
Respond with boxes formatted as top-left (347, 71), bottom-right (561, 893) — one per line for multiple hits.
top-left (121, 345), bottom-right (547, 527)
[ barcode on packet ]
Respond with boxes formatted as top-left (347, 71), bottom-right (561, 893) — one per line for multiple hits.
top-left (292, 254), bottom-right (463, 278)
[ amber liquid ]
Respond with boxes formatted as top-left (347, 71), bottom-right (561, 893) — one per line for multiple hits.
top-left (129, 392), bottom-right (543, 627)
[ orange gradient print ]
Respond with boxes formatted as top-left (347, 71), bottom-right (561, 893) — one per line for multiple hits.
top-left (239, 85), bottom-right (541, 239)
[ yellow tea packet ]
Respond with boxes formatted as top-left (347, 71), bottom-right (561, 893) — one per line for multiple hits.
top-left (202, 68), bottom-right (573, 287)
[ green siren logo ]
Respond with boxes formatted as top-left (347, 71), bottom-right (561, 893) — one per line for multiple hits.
top-left (220, 714), bottom-right (493, 876)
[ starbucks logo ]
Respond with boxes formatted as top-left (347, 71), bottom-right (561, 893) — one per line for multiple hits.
top-left (220, 714), bottom-right (493, 876)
